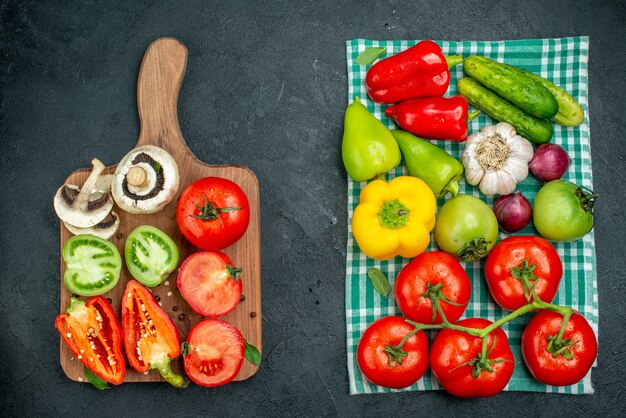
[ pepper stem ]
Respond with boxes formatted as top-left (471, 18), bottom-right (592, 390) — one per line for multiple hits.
top-left (445, 55), bottom-right (464, 69)
top-left (155, 361), bottom-right (188, 388)
top-left (377, 200), bottom-right (410, 229)
top-left (467, 110), bottom-right (481, 121)
top-left (443, 177), bottom-right (460, 198)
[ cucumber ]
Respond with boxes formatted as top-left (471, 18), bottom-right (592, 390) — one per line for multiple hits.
top-left (463, 56), bottom-right (559, 119)
top-left (509, 67), bottom-right (584, 127)
top-left (457, 77), bottom-right (553, 144)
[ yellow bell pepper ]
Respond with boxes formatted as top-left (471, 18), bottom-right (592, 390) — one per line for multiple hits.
top-left (352, 176), bottom-right (436, 260)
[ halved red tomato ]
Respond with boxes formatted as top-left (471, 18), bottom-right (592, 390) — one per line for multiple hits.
top-left (55, 296), bottom-right (126, 385)
top-left (183, 319), bottom-right (245, 387)
top-left (177, 251), bottom-right (242, 317)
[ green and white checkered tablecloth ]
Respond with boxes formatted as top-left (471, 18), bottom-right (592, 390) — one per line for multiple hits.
top-left (345, 37), bottom-right (597, 395)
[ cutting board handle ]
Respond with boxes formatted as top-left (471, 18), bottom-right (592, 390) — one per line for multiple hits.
top-left (136, 37), bottom-right (188, 152)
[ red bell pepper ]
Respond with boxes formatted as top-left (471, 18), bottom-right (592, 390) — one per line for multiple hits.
top-left (55, 296), bottom-right (126, 385)
top-left (122, 280), bottom-right (187, 387)
top-left (385, 96), bottom-right (478, 142)
top-left (366, 40), bottom-right (463, 104)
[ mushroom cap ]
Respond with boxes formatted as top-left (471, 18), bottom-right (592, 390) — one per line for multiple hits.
top-left (63, 211), bottom-right (120, 240)
top-left (111, 145), bottom-right (180, 214)
top-left (54, 159), bottom-right (115, 228)
top-left (54, 184), bottom-right (114, 228)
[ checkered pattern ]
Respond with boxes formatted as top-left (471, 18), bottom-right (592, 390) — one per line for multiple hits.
top-left (345, 37), bottom-right (596, 395)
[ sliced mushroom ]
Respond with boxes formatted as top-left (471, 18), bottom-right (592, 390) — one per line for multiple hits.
top-left (111, 145), bottom-right (179, 214)
top-left (63, 211), bottom-right (120, 240)
top-left (54, 159), bottom-right (114, 228)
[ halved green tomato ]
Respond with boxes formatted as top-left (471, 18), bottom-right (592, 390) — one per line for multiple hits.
top-left (125, 225), bottom-right (179, 287)
top-left (63, 234), bottom-right (122, 296)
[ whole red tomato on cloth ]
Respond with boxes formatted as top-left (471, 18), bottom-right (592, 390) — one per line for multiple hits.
top-left (183, 319), bottom-right (245, 387)
top-left (357, 316), bottom-right (428, 389)
top-left (394, 251), bottom-right (471, 324)
top-left (177, 251), bottom-right (242, 317)
top-left (55, 296), bottom-right (126, 385)
top-left (430, 318), bottom-right (514, 398)
top-left (484, 236), bottom-right (563, 310)
top-left (522, 310), bottom-right (597, 386)
top-left (176, 177), bottom-right (250, 250)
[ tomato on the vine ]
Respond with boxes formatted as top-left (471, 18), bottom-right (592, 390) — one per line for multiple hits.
top-left (394, 251), bottom-right (471, 324)
top-left (430, 318), bottom-right (514, 398)
top-left (484, 236), bottom-right (563, 311)
top-left (357, 316), bottom-right (428, 389)
top-left (176, 177), bottom-right (250, 251)
top-left (522, 310), bottom-right (597, 386)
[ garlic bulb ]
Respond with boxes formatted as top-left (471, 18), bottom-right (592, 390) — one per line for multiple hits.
top-left (461, 122), bottom-right (534, 196)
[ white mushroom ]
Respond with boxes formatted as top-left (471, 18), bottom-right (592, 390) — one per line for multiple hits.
top-left (111, 145), bottom-right (179, 214)
top-left (63, 211), bottom-right (120, 239)
top-left (54, 159), bottom-right (114, 228)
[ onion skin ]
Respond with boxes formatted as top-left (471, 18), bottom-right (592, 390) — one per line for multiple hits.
top-left (529, 144), bottom-right (571, 182)
top-left (493, 191), bottom-right (532, 233)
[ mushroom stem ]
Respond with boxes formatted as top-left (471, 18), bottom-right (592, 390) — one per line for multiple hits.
top-left (75, 159), bottom-right (107, 209)
top-left (126, 166), bottom-right (148, 189)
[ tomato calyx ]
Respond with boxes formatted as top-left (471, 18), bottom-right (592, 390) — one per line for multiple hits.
top-left (191, 193), bottom-right (242, 224)
top-left (457, 238), bottom-right (491, 262)
top-left (575, 186), bottom-right (598, 212)
top-left (449, 333), bottom-right (510, 378)
top-left (509, 258), bottom-right (540, 302)
top-left (543, 309), bottom-right (577, 360)
top-left (226, 263), bottom-right (242, 280)
top-left (383, 344), bottom-right (408, 366)
top-left (419, 282), bottom-right (464, 322)
top-left (547, 335), bottom-right (576, 360)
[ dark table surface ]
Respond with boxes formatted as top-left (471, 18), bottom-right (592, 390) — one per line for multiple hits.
top-left (1, 0), bottom-right (625, 416)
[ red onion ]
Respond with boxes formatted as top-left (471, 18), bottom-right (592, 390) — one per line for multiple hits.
top-left (493, 191), bottom-right (532, 233)
top-left (529, 144), bottom-right (571, 182)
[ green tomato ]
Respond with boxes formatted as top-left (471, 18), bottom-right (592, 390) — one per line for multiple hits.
top-left (125, 225), bottom-right (179, 287)
top-left (533, 180), bottom-right (596, 241)
top-left (434, 194), bottom-right (499, 261)
top-left (63, 234), bottom-right (121, 296)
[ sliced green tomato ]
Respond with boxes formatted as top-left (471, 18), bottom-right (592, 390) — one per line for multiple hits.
top-left (125, 225), bottom-right (179, 287)
top-left (63, 234), bottom-right (122, 296)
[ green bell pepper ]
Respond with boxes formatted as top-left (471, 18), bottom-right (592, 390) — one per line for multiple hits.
top-left (342, 97), bottom-right (400, 182)
top-left (392, 130), bottom-right (463, 198)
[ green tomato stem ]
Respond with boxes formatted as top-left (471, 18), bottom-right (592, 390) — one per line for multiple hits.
top-left (407, 293), bottom-right (575, 349)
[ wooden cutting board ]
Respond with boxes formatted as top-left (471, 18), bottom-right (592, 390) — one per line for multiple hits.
top-left (59, 38), bottom-right (262, 384)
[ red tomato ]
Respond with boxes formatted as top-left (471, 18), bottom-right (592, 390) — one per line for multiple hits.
top-left (394, 251), bottom-right (471, 324)
top-left (176, 177), bottom-right (250, 251)
top-left (177, 251), bottom-right (242, 317)
top-left (183, 319), bottom-right (245, 387)
top-left (55, 296), bottom-right (126, 385)
top-left (430, 318), bottom-right (514, 398)
top-left (357, 316), bottom-right (428, 389)
top-left (522, 310), bottom-right (597, 386)
top-left (484, 236), bottom-right (563, 311)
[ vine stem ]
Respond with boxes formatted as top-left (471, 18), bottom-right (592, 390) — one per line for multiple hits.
top-left (390, 289), bottom-right (576, 367)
